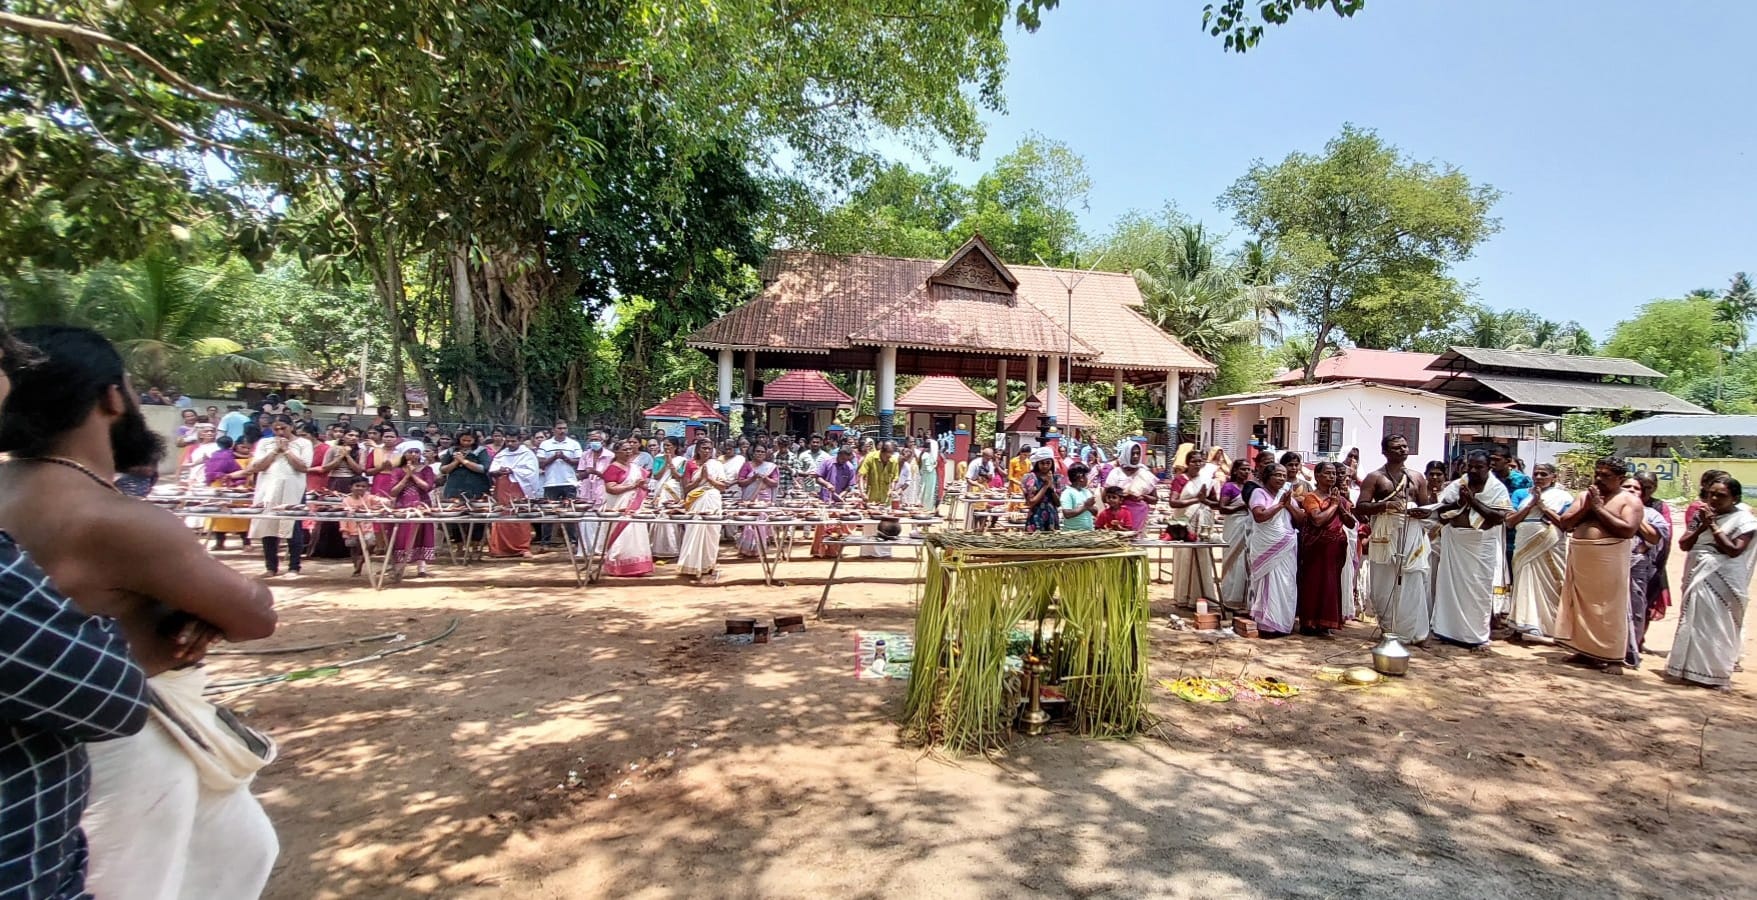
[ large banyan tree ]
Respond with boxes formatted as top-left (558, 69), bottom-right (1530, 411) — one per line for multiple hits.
top-left (2, 0), bottom-right (1067, 421)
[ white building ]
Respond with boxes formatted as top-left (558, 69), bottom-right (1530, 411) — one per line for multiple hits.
top-left (1199, 381), bottom-right (1447, 466)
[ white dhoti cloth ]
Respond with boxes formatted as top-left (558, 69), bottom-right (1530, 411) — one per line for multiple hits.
top-left (1433, 524), bottom-right (1503, 645)
top-left (83, 670), bottom-right (278, 900)
top-left (1218, 511), bottom-right (1250, 611)
top-left (1431, 477), bottom-right (1513, 646)
top-left (1171, 504), bottom-right (1218, 603)
top-left (1511, 518), bottom-right (1566, 637)
top-left (1367, 511), bottom-right (1432, 642)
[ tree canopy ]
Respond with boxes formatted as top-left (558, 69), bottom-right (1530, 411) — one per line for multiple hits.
top-left (1221, 125), bottom-right (1501, 379)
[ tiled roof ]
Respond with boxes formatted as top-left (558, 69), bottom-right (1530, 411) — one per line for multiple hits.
top-left (1004, 390), bottom-right (1098, 431)
top-left (760, 370), bottom-right (853, 405)
top-left (689, 250), bottom-right (1214, 374)
top-left (1271, 348), bottom-right (1440, 385)
top-left (850, 284), bottom-right (1098, 356)
top-left (1010, 267), bottom-right (1214, 373)
top-left (896, 376), bottom-right (994, 411)
top-left (642, 389), bottom-right (725, 421)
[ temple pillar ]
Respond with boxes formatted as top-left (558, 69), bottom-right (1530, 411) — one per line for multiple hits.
top-left (717, 348), bottom-right (734, 425)
top-left (1045, 354), bottom-right (1060, 440)
top-left (994, 359), bottom-right (1008, 444)
top-left (1165, 371), bottom-right (1181, 445)
top-left (1026, 354), bottom-right (1039, 397)
top-left (876, 346), bottom-right (897, 438)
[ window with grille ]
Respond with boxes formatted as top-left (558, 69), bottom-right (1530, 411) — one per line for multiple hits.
top-left (1383, 416), bottom-right (1420, 454)
top-left (1315, 417), bottom-right (1344, 454)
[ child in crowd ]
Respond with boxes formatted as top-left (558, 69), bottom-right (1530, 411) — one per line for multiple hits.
top-left (340, 477), bottom-right (388, 576)
top-left (1094, 485), bottom-right (1135, 532)
top-left (1060, 464), bottom-right (1097, 531)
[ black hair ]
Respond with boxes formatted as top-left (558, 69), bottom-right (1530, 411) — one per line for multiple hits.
top-left (1102, 485), bottom-right (1124, 498)
top-left (1425, 459), bottom-right (1447, 473)
top-left (242, 424), bottom-right (263, 444)
top-left (1380, 433), bottom-right (1405, 452)
top-left (1465, 449), bottom-right (1489, 464)
top-left (1068, 463), bottom-right (1090, 480)
top-left (0, 326), bottom-right (126, 457)
top-left (1711, 474), bottom-right (1743, 498)
top-left (1700, 468), bottom-right (1729, 486)
top-left (215, 435), bottom-right (234, 450)
top-left (1596, 455), bottom-right (1628, 476)
top-left (298, 421), bottom-right (322, 437)
top-left (1278, 451), bottom-right (1301, 466)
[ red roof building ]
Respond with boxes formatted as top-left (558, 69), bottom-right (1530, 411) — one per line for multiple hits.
top-left (642, 389), bottom-right (726, 422)
top-left (1005, 390), bottom-right (1097, 433)
top-left (759, 370), bottom-right (853, 405)
top-left (1271, 349), bottom-right (1441, 386)
top-left (896, 376), bottom-right (992, 411)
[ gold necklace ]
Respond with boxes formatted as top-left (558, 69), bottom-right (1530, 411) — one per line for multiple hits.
top-left (16, 456), bottom-right (124, 495)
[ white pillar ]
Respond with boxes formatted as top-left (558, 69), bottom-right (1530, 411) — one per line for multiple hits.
top-left (1045, 353), bottom-right (1060, 428)
top-left (717, 348), bottom-right (734, 416)
top-left (1114, 369), bottom-right (1125, 415)
top-left (995, 358), bottom-right (1008, 438)
top-left (1026, 354), bottom-right (1039, 398)
top-left (1165, 371), bottom-right (1181, 442)
top-left (877, 345), bottom-right (898, 437)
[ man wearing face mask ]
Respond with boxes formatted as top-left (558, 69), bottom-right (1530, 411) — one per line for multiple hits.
top-left (575, 430), bottom-right (614, 553)
top-left (0, 326), bottom-right (280, 899)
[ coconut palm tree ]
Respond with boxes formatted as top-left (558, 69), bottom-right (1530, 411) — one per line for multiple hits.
top-left (1236, 238), bottom-right (1292, 345)
top-left (13, 250), bottom-right (297, 393)
top-left (1134, 264), bottom-right (1256, 363)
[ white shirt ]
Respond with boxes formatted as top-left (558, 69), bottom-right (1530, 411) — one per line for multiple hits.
top-left (538, 437), bottom-right (582, 488)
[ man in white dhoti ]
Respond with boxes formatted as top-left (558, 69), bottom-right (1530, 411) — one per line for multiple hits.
top-left (1356, 435), bottom-right (1435, 643)
top-left (1666, 475), bottom-right (1757, 689)
top-left (0, 326), bottom-right (282, 899)
top-left (1431, 450), bottom-right (1512, 648)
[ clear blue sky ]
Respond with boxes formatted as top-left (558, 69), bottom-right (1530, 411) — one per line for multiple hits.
top-left (897, 0), bottom-right (1756, 337)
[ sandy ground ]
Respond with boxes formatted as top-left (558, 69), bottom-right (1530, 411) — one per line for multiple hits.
top-left (202, 534), bottom-right (1757, 900)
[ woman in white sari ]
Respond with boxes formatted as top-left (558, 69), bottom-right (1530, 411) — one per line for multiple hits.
top-left (678, 439), bottom-right (729, 583)
top-left (735, 445), bottom-right (779, 557)
top-left (597, 439), bottom-right (654, 576)
top-left (1504, 463), bottom-right (1572, 638)
top-left (649, 437), bottom-right (687, 558)
top-left (1208, 459), bottom-right (1253, 612)
top-left (1667, 475), bottom-right (1757, 689)
top-left (1170, 455), bottom-right (1220, 604)
top-left (1246, 463), bottom-right (1299, 636)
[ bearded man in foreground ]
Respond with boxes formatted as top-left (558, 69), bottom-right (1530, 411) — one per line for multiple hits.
top-left (0, 326), bottom-right (280, 899)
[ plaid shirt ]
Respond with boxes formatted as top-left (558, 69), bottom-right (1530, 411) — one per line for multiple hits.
top-left (0, 532), bottom-right (149, 899)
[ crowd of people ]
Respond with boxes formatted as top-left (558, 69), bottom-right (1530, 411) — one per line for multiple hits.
top-left (1250, 435), bottom-right (1753, 693)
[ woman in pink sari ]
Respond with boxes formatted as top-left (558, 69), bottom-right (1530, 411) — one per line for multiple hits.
top-left (598, 438), bottom-right (654, 577)
top-left (386, 440), bottom-right (437, 581)
top-left (736, 445), bottom-right (779, 557)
